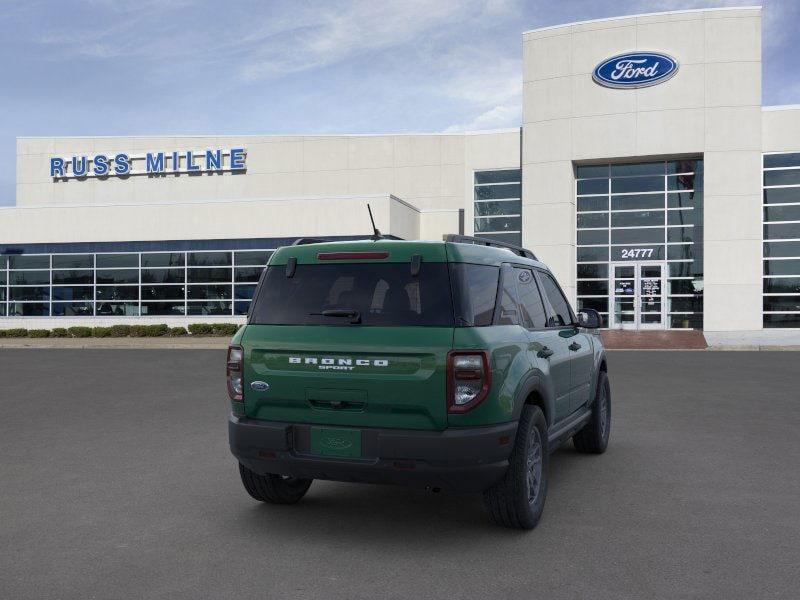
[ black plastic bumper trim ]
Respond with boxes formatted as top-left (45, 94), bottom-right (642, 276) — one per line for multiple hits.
top-left (229, 415), bottom-right (517, 493)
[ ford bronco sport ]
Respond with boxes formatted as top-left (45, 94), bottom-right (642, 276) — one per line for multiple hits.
top-left (228, 235), bottom-right (610, 529)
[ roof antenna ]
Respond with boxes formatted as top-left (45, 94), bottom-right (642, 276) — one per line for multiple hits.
top-left (367, 203), bottom-right (382, 240)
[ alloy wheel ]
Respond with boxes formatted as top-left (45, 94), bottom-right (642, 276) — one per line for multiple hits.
top-left (599, 387), bottom-right (609, 440)
top-left (526, 428), bottom-right (543, 504)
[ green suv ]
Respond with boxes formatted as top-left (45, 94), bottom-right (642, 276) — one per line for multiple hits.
top-left (228, 235), bottom-right (610, 529)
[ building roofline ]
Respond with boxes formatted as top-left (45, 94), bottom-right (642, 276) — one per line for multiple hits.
top-left (0, 193), bottom-right (419, 212)
top-left (16, 128), bottom-right (520, 141)
top-left (763, 104), bottom-right (800, 112)
top-left (522, 5), bottom-right (762, 36)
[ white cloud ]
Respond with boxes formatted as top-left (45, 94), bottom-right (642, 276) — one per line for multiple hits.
top-left (624, 0), bottom-right (759, 15)
top-left (30, 0), bottom-right (192, 59)
top-left (443, 102), bottom-right (521, 132)
top-left (761, 0), bottom-right (798, 50)
top-left (438, 60), bottom-right (523, 131)
top-left (766, 79), bottom-right (800, 107)
top-left (236, 0), bottom-right (479, 81)
top-left (11, 0), bottom-right (796, 131)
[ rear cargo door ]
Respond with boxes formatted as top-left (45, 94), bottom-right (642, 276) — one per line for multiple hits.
top-left (242, 326), bottom-right (452, 430)
top-left (242, 251), bottom-right (454, 431)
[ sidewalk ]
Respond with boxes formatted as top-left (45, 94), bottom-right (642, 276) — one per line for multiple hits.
top-left (705, 330), bottom-right (800, 351)
top-left (601, 330), bottom-right (707, 350)
top-left (601, 329), bottom-right (800, 351)
top-left (0, 337), bottom-right (230, 349)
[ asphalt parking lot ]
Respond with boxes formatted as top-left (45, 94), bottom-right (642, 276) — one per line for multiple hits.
top-left (1, 349), bottom-right (798, 600)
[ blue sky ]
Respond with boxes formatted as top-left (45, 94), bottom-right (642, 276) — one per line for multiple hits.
top-left (1, 0), bottom-right (798, 206)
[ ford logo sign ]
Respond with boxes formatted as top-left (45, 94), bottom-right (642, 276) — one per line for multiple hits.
top-left (593, 52), bottom-right (678, 89)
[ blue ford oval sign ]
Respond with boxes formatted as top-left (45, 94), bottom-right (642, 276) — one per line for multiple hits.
top-left (593, 52), bottom-right (678, 89)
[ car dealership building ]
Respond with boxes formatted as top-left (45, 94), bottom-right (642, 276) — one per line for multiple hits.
top-left (2, 6), bottom-right (799, 338)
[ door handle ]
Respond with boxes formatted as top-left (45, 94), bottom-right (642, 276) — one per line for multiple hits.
top-left (568, 342), bottom-right (582, 351)
top-left (537, 346), bottom-right (554, 359)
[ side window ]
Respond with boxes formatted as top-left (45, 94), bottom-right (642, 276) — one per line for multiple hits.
top-left (449, 263), bottom-right (500, 326)
top-left (538, 271), bottom-right (574, 327)
top-left (515, 268), bottom-right (547, 329)
top-left (466, 266), bottom-right (498, 326)
top-left (496, 267), bottom-right (520, 325)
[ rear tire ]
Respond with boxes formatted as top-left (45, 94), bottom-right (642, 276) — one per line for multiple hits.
top-left (573, 371), bottom-right (611, 454)
top-left (483, 405), bottom-right (549, 530)
top-left (238, 463), bottom-right (312, 504)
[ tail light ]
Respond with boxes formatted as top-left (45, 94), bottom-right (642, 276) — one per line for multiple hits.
top-left (447, 350), bottom-right (491, 413)
top-left (227, 345), bottom-right (244, 401)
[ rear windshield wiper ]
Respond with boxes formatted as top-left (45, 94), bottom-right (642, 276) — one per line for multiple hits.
top-left (310, 309), bottom-right (362, 324)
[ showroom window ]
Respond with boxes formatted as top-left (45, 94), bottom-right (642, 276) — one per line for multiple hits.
top-left (575, 159), bottom-right (704, 329)
top-left (474, 169), bottom-right (521, 246)
top-left (0, 248), bottom-right (273, 318)
top-left (763, 153), bottom-right (800, 328)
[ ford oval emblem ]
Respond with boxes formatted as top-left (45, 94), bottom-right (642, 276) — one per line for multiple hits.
top-left (250, 381), bottom-right (270, 392)
top-left (593, 51), bottom-right (678, 89)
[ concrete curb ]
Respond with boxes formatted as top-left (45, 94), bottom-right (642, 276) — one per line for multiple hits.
top-left (707, 345), bottom-right (800, 351)
top-left (587, 346), bottom-right (800, 351)
top-left (0, 338), bottom-right (230, 349)
top-left (607, 346), bottom-right (800, 351)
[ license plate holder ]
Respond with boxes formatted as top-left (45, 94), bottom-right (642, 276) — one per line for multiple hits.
top-left (310, 427), bottom-right (362, 458)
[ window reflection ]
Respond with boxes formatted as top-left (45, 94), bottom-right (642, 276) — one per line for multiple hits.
top-left (0, 246), bottom-right (273, 318)
top-left (51, 302), bottom-right (94, 316)
top-left (97, 254), bottom-right (137, 268)
top-left (576, 159), bottom-right (704, 328)
top-left (474, 170), bottom-right (521, 246)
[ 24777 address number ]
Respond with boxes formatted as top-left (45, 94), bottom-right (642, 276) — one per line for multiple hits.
top-left (619, 247), bottom-right (655, 259)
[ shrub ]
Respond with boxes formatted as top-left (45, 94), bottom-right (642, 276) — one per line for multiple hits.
top-left (211, 323), bottom-right (239, 336)
top-left (145, 324), bottom-right (169, 337)
top-left (188, 323), bottom-right (213, 336)
top-left (28, 329), bottom-right (51, 338)
top-left (129, 325), bottom-right (148, 338)
top-left (168, 326), bottom-right (188, 337)
top-left (51, 328), bottom-right (69, 338)
top-left (91, 327), bottom-right (112, 338)
top-left (68, 326), bottom-right (92, 338)
top-left (5, 328), bottom-right (29, 338)
top-left (108, 324), bottom-right (132, 337)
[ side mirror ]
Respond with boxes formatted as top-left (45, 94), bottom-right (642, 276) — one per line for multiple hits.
top-left (577, 308), bottom-right (602, 329)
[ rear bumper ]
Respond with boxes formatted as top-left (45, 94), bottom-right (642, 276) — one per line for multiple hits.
top-left (229, 414), bottom-right (517, 493)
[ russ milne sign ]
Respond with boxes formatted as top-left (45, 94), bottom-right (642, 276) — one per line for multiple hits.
top-left (49, 148), bottom-right (246, 179)
top-left (592, 52), bottom-right (678, 89)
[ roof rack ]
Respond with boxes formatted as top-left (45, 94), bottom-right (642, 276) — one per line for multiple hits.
top-left (443, 234), bottom-right (538, 260)
top-left (291, 237), bottom-right (332, 246)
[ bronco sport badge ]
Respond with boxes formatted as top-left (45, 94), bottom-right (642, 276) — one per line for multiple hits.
top-left (288, 356), bottom-right (389, 371)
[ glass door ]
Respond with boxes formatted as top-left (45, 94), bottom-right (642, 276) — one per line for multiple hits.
top-left (609, 262), bottom-right (666, 330)
top-left (637, 263), bottom-right (665, 330)
top-left (610, 264), bottom-right (637, 329)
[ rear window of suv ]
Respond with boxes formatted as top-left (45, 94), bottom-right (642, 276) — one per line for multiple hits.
top-left (249, 263), bottom-right (455, 326)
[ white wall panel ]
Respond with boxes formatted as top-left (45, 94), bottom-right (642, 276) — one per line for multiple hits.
top-left (523, 6), bottom-right (768, 333)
